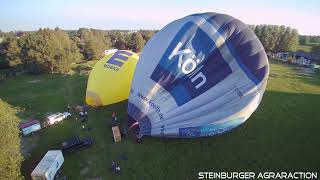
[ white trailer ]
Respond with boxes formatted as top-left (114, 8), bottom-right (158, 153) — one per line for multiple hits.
top-left (46, 112), bottom-right (71, 125)
top-left (31, 150), bottom-right (64, 180)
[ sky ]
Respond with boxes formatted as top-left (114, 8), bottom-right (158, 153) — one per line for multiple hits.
top-left (1, 0), bottom-right (319, 35)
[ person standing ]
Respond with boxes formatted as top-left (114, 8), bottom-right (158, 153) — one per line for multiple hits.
top-left (112, 112), bottom-right (118, 126)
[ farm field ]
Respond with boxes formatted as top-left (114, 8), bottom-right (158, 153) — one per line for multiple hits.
top-left (0, 63), bottom-right (319, 180)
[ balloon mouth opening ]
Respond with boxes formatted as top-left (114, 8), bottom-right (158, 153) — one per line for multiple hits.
top-left (128, 121), bottom-right (139, 130)
top-left (127, 114), bottom-right (140, 134)
top-left (86, 91), bottom-right (102, 106)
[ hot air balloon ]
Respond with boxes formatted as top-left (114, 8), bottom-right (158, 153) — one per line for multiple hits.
top-left (127, 12), bottom-right (269, 138)
top-left (86, 50), bottom-right (139, 106)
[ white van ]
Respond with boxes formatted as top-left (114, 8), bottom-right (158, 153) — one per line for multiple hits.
top-left (31, 150), bottom-right (64, 180)
top-left (46, 112), bottom-right (71, 125)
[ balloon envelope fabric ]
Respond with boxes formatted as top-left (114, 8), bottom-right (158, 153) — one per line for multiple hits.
top-left (128, 12), bottom-right (269, 138)
top-left (86, 50), bottom-right (139, 106)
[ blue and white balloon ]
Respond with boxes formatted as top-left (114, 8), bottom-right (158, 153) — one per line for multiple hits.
top-left (128, 12), bottom-right (269, 138)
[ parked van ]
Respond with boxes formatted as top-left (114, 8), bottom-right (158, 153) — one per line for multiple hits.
top-left (31, 150), bottom-right (64, 180)
top-left (46, 112), bottom-right (71, 125)
top-left (19, 120), bottom-right (41, 136)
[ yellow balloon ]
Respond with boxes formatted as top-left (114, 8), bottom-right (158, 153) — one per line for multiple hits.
top-left (86, 50), bottom-right (139, 106)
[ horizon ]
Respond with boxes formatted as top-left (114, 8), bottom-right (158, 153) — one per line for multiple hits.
top-left (1, 0), bottom-right (320, 35)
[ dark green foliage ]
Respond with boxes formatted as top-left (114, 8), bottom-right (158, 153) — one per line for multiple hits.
top-left (253, 25), bottom-right (299, 52)
top-left (1, 36), bottom-right (23, 68)
top-left (110, 31), bottom-right (130, 50)
top-left (128, 32), bottom-right (146, 52)
top-left (21, 28), bottom-right (82, 73)
top-left (139, 30), bottom-right (156, 42)
top-left (1, 28), bottom-right (82, 74)
top-left (300, 35), bottom-right (320, 45)
top-left (77, 28), bottom-right (111, 61)
top-left (0, 99), bottom-right (23, 180)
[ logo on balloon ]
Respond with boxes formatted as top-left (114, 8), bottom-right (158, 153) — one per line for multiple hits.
top-left (150, 21), bottom-right (232, 106)
top-left (168, 42), bottom-right (207, 89)
top-left (104, 50), bottom-right (133, 71)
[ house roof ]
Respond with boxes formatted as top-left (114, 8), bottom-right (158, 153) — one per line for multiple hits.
top-left (19, 120), bottom-right (40, 129)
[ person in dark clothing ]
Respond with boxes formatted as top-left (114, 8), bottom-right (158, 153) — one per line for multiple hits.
top-left (136, 134), bottom-right (143, 143)
top-left (111, 160), bottom-right (120, 174)
top-left (111, 112), bottom-right (118, 126)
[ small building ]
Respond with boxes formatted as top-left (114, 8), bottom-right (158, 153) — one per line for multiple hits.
top-left (31, 150), bottom-right (64, 180)
top-left (19, 120), bottom-right (41, 136)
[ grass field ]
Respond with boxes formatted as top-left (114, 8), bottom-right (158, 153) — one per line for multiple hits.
top-left (296, 44), bottom-right (313, 53)
top-left (0, 62), bottom-right (320, 179)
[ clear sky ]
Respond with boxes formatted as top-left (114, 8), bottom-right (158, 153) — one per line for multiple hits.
top-left (1, 0), bottom-right (319, 35)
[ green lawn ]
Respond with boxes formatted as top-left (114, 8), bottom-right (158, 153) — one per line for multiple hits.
top-left (0, 63), bottom-right (319, 179)
top-left (296, 44), bottom-right (313, 53)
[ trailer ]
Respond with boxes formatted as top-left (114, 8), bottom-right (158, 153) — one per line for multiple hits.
top-left (45, 112), bottom-right (71, 125)
top-left (31, 150), bottom-right (64, 180)
top-left (19, 120), bottom-right (41, 136)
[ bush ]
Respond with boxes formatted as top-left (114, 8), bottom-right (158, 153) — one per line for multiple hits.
top-left (0, 99), bottom-right (23, 180)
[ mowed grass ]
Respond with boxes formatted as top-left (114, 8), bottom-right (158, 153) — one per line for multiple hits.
top-left (296, 44), bottom-right (313, 53)
top-left (0, 63), bottom-right (320, 180)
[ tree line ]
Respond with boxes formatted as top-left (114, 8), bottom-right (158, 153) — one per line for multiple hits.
top-left (0, 28), bottom-right (156, 74)
top-left (0, 24), bottom-right (313, 75)
top-left (249, 25), bottom-right (299, 52)
top-left (299, 35), bottom-right (320, 45)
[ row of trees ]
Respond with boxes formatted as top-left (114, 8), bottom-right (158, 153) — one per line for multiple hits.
top-left (0, 28), bottom-right (156, 73)
top-left (249, 25), bottom-right (299, 52)
top-left (0, 25), bottom-right (310, 74)
top-left (299, 35), bottom-right (320, 45)
top-left (1, 28), bottom-right (82, 74)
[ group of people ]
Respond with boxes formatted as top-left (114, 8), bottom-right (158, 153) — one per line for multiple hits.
top-left (111, 112), bottom-right (143, 143)
top-left (67, 104), bottom-right (90, 130)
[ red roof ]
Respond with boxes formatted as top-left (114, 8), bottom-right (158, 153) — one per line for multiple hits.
top-left (19, 120), bottom-right (40, 129)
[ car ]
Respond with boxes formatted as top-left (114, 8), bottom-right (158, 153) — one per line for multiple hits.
top-left (46, 112), bottom-right (71, 125)
top-left (61, 136), bottom-right (93, 153)
top-left (63, 112), bottom-right (71, 118)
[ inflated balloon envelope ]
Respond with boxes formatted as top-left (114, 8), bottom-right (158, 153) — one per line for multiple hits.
top-left (128, 12), bottom-right (269, 138)
top-left (86, 50), bottom-right (139, 106)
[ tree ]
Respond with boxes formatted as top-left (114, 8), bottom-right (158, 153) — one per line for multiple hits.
top-left (254, 25), bottom-right (263, 39)
top-left (22, 28), bottom-right (82, 73)
top-left (77, 29), bottom-right (109, 61)
top-left (140, 30), bottom-right (156, 42)
top-left (0, 99), bottom-right (23, 180)
top-left (3, 36), bottom-right (22, 68)
top-left (113, 32), bottom-right (129, 50)
top-left (252, 25), bottom-right (300, 52)
top-left (130, 32), bottom-right (146, 52)
top-left (287, 29), bottom-right (299, 52)
top-left (299, 35), bottom-right (310, 45)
